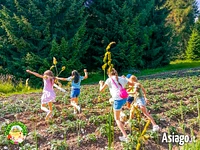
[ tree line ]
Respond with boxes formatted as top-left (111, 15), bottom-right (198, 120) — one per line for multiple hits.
top-left (0, 0), bottom-right (199, 85)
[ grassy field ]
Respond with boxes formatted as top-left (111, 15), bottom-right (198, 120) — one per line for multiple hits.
top-left (83, 60), bottom-right (200, 84)
top-left (0, 65), bottom-right (199, 149)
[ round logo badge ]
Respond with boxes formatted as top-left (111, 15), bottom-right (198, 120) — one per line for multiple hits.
top-left (5, 121), bottom-right (28, 144)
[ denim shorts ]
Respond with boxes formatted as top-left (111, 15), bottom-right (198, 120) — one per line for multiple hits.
top-left (127, 96), bottom-right (134, 103)
top-left (136, 97), bottom-right (146, 106)
top-left (113, 99), bottom-right (127, 110)
top-left (70, 88), bottom-right (80, 98)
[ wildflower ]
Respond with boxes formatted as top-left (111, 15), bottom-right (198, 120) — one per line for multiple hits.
top-left (61, 66), bottom-right (66, 71)
top-left (102, 63), bottom-right (107, 70)
top-left (25, 78), bottom-right (29, 88)
top-left (106, 42), bottom-right (116, 51)
top-left (108, 60), bottom-right (112, 66)
top-left (53, 57), bottom-right (57, 65)
top-left (50, 65), bottom-right (55, 70)
top-left (107, 52), bottom-right (111, 60)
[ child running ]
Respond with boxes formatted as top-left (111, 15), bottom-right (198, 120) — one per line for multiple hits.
top-left (56, 69), bottom-right (88, 114)
top-left (99, 68), bottom-right (133, 142)
top-left (126, 75), bottom-right (160, 132)
top-left (26, 70), bottom-right (56, 121)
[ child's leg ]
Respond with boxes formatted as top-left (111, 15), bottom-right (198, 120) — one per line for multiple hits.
top-left (41, 104), bottom-right (49, 112)
top-left (71, 98), bottom-right (78, 109)
top-left (114, 110), bottom-right (127, 138)
top-left (45, 102), bottom-right (53, 120)
top-left (140, 106), bottom-right (156, 126)
top-left (127, 102), bottom-right (131, 108)
top-left (70, 89), bottom-right (80, 110)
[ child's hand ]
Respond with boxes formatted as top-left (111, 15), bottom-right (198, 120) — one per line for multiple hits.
top-left (99, 80), bottom-right (104, 85)
top-left (26, 70), bottom-right (31, 73)
top-left (84, 69), bottom-right (87, 72)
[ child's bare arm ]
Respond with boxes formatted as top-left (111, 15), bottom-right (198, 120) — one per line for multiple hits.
top-left (141, 85), bottom-right (149, 103)
top-left (141, 85), bottom-right (147, 98)
top-left (99, 80), bottom-right (107, 92)
top-left (83, 69), bottom-right (88, 79)
top-left (26, 70), bottom-right (43, 78)
top-left (56, 77), bottom-right (68, 81)
top-left (127, 86), bottom-right (132, 92)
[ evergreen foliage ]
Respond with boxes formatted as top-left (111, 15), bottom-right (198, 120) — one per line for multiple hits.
top-left (0, 0), bottom-right (198, 84)
top-left (85, 0), bottom-right (172, 70)
top-left (186, 18), bottom-right (200, 60)
top-left (166, 0), bottom-right (199, 59)
top-left (0, 0), bottom-right (89, 86)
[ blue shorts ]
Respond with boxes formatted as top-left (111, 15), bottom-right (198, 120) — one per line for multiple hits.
top-left (113, 99), bottom-right (127, 110)
top-left (127, 96), bottom-right (134, 103)
top-left (136, 97), bottom-right (146, 106)
top-left (70, 89), bottom-right (80, 98)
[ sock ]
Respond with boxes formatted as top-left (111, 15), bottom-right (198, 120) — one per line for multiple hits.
top-left (71, 101), bottom-right (79, 109)
top-left (41, 106), bottom-right (49, 113)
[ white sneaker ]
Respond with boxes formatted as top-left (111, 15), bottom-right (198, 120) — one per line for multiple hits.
top-left (125, 120), bottom-right (131, 126)
top-left (119, 136), bottom-right (128, 142)
top-left (153, 125), bottom-right (160, 132)
top-left (77, 105), bottom-right (81, 113)
top-left (74, 110), bottom-right (77, 114)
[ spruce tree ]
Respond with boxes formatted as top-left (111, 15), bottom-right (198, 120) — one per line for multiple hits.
top-left (0, 0), bottom-right (89, 82)
top-left (166, 0), bottom-right (199, 59)
top-left (186, 19), bottom-right (200, 60)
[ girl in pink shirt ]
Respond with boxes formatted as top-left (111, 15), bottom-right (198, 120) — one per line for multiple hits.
top-left (26, 70), bottom-right (55, 121)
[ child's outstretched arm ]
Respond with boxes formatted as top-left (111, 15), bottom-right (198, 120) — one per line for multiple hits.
top-left (56, 77), bottom-right (68, 81)
top-left (26, 70), bottom-right (43, 78)
top-left (83, 69), bottom-right (88, 79)
top-left (99, 80), bottom-right (107, 92)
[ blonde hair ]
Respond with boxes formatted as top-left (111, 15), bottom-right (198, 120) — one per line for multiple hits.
top-left (130, 75), bottom-right (138, 82)
top-left (43, 70), bottom-right (54, 85)
top-left (134, 83), bottom-right (141, 92)
top-left (44, 70), bottom-right (54, 77)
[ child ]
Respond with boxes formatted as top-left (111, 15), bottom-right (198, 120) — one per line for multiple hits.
top-left (56, 69), bottom-right (88, 114)
top-left (126, 74), bottom-right (147, 108)
top-left (126, 75), bottom-right (160, 132)
top-left (26, 70), bottom-right (56, 121)
top-left (99, 68), bottom-right (133, 142)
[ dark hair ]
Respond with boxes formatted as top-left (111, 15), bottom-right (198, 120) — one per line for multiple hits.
top-left (107, 68), bottom-right (121, 86)
top-left (71, 70), bottom-right (80, 83)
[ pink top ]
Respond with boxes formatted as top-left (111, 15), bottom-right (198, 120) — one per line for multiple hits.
top-left (41, 78), bottom-right (56, 104)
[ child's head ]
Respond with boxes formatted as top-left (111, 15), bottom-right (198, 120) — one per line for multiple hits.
top-left (71, 70), bottom-right (80, 83)
top-left (44, 70), bottom-right (54, 77)
top-left (134, 83), bottom-right (141, 92)
top-left (127, 74), bottom-right (138, 82)
top-left (107, 68), bottom-right (118, 77)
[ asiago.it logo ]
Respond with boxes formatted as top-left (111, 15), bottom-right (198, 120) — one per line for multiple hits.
top-left (161, 132), bottom-right (195, 146)
top-left (5, 121), bottom-right (28, 144)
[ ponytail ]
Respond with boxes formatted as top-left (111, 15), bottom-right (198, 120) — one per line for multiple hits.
top-left (108, 68), bottom-right (122, 86)
top-left (71, 70), bottom-right (80, 83)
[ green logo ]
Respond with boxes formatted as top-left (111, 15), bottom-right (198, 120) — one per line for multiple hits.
top-left (5, 121), bottom-right (28, 144)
